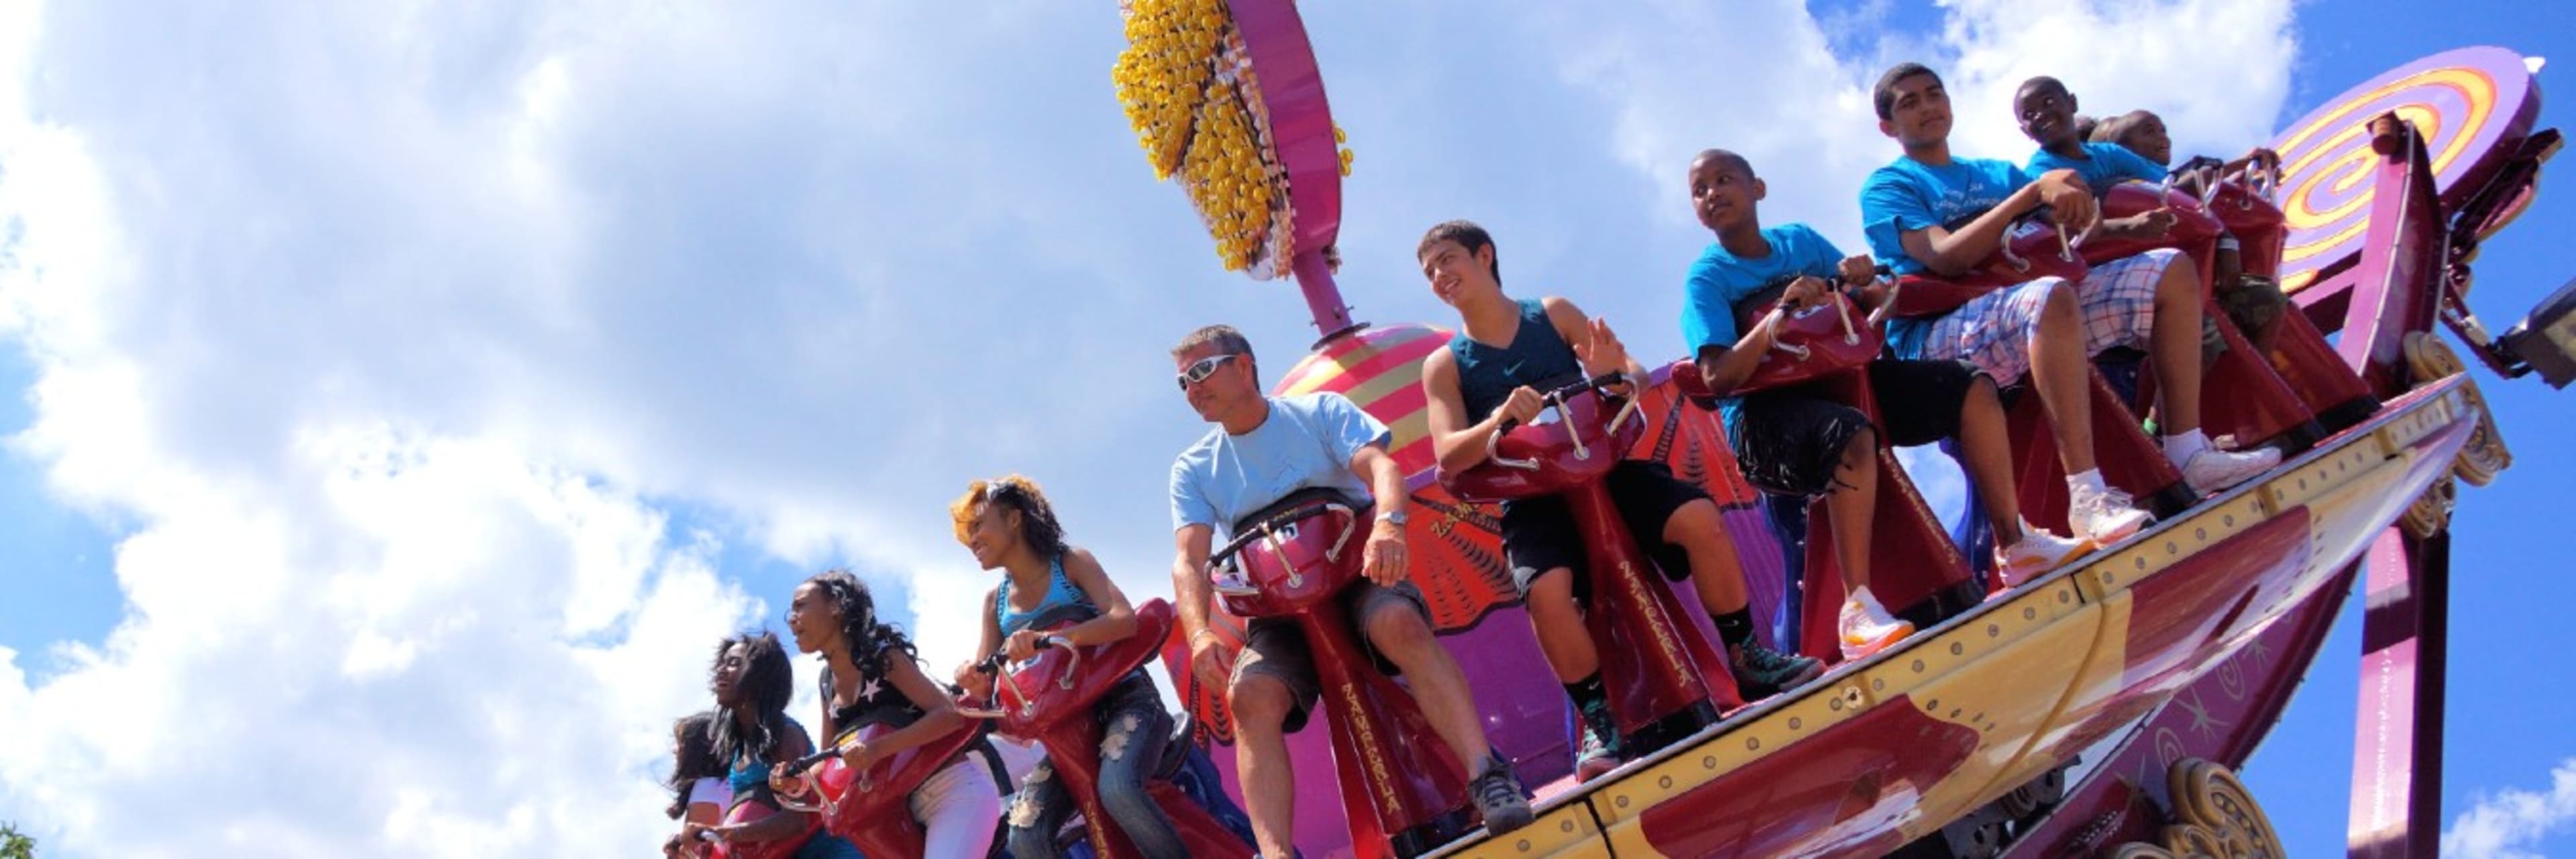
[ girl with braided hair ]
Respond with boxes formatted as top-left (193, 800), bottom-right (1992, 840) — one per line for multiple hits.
top-left (676, 631), bottom-right (863, 858)
top-left (951, 474), bottom-right (1194, 858)
top-left (784, 569), bottom-right (999, 858)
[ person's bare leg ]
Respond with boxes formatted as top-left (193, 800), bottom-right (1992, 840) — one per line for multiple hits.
top-left (1822, 427), bottom-right (1880, 592)
top-left (2028, 282), bottom-right (2100, 474)
top-left (1365, 605), bottom-right (1493, 768)
top-left (1524, 569), bottom-right (1599, 684)
top-left (1956, 376), bottom-right (2028, 544)
top-left (1666, 499), bottom-right (1750, 613)
top-left (1227, 674), bottom-right (1299, 858)
top-left (2147, 259), bottom-right (2207, 433)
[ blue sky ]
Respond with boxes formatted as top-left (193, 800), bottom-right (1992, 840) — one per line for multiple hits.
top-left (2226, 3), bottom-right (2576, 856)
top-left (0, 1), bottom-right (2569, 856)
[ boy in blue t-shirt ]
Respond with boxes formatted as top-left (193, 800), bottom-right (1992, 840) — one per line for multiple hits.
top-left (1680, 149), bottom-right (2088, 645)
top-left (2083, 106), bottom-right (2293, 343)
top-left (1415, 219), bottom-right (1821, 779)
top-left (1859, 62), bottom-right (2276, 535)
top-left (2092, 109), bottom-right (2282, 201)
top-left (2017, 77), bottom-right (2169, 195)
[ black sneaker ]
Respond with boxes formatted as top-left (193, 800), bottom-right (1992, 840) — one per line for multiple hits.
top-left (1729, 640), bottom-right (1825, 701)
top-left (1574, 699), bottom-right (1621, 781)
top-left (1468, 754), bottom-right (1535, 834)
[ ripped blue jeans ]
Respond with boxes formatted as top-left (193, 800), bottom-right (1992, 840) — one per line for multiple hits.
top-left (1005, 673), bottom-right (1184, 858)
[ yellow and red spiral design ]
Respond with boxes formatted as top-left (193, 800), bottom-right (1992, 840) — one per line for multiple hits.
top-left (2271, 47), bottom-right (2538, 295)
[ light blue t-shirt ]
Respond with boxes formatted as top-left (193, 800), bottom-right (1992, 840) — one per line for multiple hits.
top-left (1858, 154), bottom-right (2034, 359)
top-left (1680, 223), bottom-right (1847, 425)
top-left (2026, 142), bottom-right (2163, 195)
top-left (1170, 393), bottom-right (1388, 538)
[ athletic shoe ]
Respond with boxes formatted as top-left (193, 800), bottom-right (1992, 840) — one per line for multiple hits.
top-left (1469, 754), bottom-right (1534, 834)
top-left (1994, 526), bottom-right (2092, 589)
top-left (1574, 699), bottom-right (1621, 782)
top-left (2182, 446), bottom-right (2282, 494)
top-left (2068, 483), bottom-right (2153, 546)
top-left (1731, 640), bottom-right (1826, 699)
top-left (1839, 597), bottom-right (1916, 662)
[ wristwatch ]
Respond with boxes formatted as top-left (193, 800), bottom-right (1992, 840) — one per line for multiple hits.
top-left (1377, 509), bottom-right (1409, 527)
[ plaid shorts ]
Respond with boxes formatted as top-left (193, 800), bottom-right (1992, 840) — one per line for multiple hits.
top-left (1919, 248), bottom-right (2175, 383)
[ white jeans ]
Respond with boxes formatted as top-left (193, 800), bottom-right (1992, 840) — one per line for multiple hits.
top-left (909, 757), bottom-right (1000, 858)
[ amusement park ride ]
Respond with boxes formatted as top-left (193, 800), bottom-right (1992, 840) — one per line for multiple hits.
top-left (1082, 3), bottom-right (2566, 858)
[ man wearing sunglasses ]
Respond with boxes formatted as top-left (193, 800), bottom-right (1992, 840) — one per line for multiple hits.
top-left (1165, 324), bottom-right (1535, 858)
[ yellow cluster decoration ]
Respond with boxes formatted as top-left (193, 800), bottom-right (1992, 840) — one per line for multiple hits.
top-left (1110, 0), bottom-right (1297, 275)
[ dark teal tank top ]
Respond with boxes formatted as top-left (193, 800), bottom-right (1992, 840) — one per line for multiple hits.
top-left (1452, 298), bottom-right (1584, 421)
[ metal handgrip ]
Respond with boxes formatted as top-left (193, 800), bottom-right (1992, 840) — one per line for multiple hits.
top-left (2000, 233), bottom-right (2032, 272)
top-left (1766, 310), bottom-right (1812, 359)
top-left (1265, 529), bottom-right (1300, 589)
top-left (1487, 413), bottom-right (1543, 470)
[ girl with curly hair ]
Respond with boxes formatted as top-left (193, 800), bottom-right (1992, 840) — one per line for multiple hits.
top-left (951, 474), bottom-right (1191, 858)
top-left (784, 569), bottom-right (999, 857)
top-left (676, 631), bottom-right (863, 858)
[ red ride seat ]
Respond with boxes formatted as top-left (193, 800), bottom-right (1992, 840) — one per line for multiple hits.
top-left (777, 705), bottom-right (981, 857)
top-left (2195, 179), bottom-right (2381, 432)
top-left (963, 599), bottom-right (1254, 859)
top-left (2084, 181), bottom-right (2347, 451)
top-left (1673, 293), bottom-right (1980, 662)
top-left (1440, 380), bottom-right (1734, 752)
top-left (1209, 487), bottom-right (1472, 859)
top-left (1874, 230), bottom-right (2196, 533)
top-left (701, 798), bottom-right (822, 859)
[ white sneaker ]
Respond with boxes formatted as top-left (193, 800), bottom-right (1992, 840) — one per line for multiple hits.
top-left (2181, 446), bottom-right (2282, 494)
top-left (1995, 527), bottom-right (2092, 589)
top-left (2068, 484), bottom-right (2153, 546)
top-left (1839, 597), bottom-right (1915, 661)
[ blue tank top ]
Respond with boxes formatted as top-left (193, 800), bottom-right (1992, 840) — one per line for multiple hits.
top-left (727, 752), bottom-right (867, 859)
top-left (728, 753), bottom-right (771, 799)
top-left (1451, 298), bottom-right (1585, 421)
top-left (995, 556), bottom-right (1095, 636)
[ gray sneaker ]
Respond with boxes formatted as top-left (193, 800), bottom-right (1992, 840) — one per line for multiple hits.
top-left (1468, 754), bottom-right (1535, 834)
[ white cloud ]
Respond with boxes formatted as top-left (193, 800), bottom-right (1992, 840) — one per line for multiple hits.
top-left (2445, 758), bottom-right (2576, 859)
top-left (0, 1), bottom-right (2310, 856)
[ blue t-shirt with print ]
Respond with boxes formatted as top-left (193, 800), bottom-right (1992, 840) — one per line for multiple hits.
top-left (2026, 142), bottom-right (2163, 195)
top-left (1170, 392), bottom-right (1388, 538)
top-left (1858, 154), bottom-right (2033, 359)
top-left (1680, 223), bottom-right (1847, 425)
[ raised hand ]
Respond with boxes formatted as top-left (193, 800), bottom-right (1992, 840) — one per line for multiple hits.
top-left (1572, 317), bottom-right (1630, 378)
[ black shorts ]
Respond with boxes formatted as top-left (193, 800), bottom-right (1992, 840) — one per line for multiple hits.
top-left (1228, 580), bottom-right (1431, 735)
top-left (1499, 460), bottom-right (1711, 600)
top-left (1727, 358), bottom-right (1984, 498)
